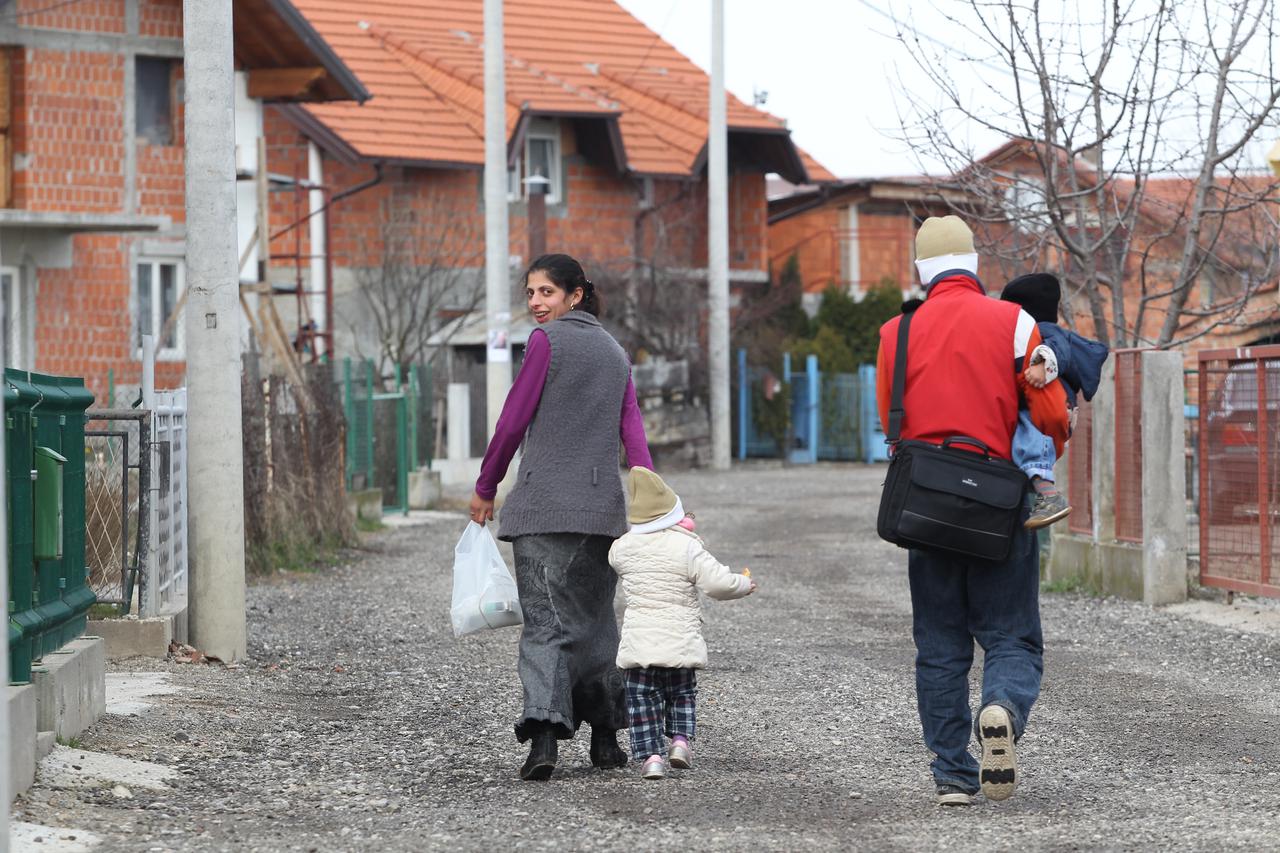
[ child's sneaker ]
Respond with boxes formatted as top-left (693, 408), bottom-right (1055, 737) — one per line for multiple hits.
top-left (1026, 490), bottom-right (1071, 529)
top-left (641, 755), bottom-right (666, 780)
top-left (1025, 477), bottom-right (1070, 529)
top-left (669, 736), bottom-right (692, 769)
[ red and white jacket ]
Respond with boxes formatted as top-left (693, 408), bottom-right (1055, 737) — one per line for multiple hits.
top-left (875, 274), bottom-right (1070, 461)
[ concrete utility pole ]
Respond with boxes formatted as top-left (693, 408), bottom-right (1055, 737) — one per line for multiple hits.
top-left (182, 0), bottom-right (247, 662)
top-left (707, 0), bottom-right (731, 469)
top-left (483, 0), bottom-right (512, 435)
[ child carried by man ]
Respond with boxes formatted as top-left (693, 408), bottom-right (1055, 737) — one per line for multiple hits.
top-left (1000, 273), bottom-right (1110, 529)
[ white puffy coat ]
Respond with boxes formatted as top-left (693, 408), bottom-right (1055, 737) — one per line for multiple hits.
top-left (609, 526), bottom-right (752, 670)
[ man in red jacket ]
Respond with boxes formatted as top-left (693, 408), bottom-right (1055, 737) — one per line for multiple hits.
top-left (876, 215), bottom-right (1069, 807)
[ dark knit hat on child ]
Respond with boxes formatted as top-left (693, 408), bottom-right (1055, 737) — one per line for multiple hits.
top-left (1000, 273), bottom-right (1061, 324)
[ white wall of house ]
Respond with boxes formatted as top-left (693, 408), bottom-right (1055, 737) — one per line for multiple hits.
top-left (233, 71), bottom-right (264, 352)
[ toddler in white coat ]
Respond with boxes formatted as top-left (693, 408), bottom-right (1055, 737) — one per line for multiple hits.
top-left (609, 467), bottom-right (756, 780)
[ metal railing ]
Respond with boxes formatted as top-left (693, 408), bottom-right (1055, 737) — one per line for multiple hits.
top-left (149, 389), bottom-right (188, 615)
top-left (342, 358), bottom-right (434, 512)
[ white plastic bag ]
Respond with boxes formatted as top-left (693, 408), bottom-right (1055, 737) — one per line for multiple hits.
top-left (451, 521), bottom-right (523, 638)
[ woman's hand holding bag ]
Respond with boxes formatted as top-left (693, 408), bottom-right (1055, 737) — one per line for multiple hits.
top-left (451, 521), bottom-right (523, 638)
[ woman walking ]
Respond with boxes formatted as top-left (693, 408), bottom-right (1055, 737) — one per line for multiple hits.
top-left (470, 253), bottom-right (653, 781)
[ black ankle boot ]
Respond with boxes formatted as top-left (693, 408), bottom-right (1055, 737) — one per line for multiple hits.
top-left (520, 729), bottom-right (557, 781)
top-left (589, 728), bottom-right (628, 769)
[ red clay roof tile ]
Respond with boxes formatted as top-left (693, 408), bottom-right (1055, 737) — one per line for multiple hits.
top-left (291, 0), bottom-right (831, 179)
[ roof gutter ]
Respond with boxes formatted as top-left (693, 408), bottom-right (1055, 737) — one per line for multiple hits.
top-left (266, 0), bottom-right (371, 104)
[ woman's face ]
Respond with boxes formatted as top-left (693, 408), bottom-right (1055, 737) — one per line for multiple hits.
top-left (526, 271), bottom-right (582, 324)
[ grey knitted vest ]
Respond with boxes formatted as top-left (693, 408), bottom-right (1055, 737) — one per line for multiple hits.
top-left (498, 312), bottom-right (630, 541)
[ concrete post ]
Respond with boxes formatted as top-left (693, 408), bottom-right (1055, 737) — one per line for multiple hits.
top-left (182, 0), bottom-right (247, 662)
top-left (447, 383), bottom-right (472, 461)
top-left (483, 0), bottom-right (512, 436)
top-left (1091, 357), bottom-right (1117, 543)
top-left (707, 0), bottom-right (731, 470)
top-left (1141, 351), bottom-right (1188, 604)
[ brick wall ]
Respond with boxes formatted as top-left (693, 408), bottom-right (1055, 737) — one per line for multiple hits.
top-left (13, 0), bottom-right (126, 33)
top-left (11, 0), bottom-right (187, 399)
top-left (11, 48), bottom-right (126, 211)
top-left (264, 106), bottom-right (773, 313)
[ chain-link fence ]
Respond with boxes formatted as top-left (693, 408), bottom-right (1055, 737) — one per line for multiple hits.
top-left (83, 409), bottom-right (151, 613)
top-left (1198, 346), bottom-right (1280, 597)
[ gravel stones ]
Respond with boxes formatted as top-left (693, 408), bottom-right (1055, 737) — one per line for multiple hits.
top-left (12, 465), bottom-right (1280, 850)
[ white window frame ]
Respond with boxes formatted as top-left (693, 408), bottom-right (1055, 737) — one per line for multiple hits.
top-left (1, 264), bottom-right (26, 370)
top-left (135, 257), bottom-right (186, 360)
top-left (507, 119), bottom-right (563, 204)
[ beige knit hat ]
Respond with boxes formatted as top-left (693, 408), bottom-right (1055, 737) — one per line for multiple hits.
top-left (627, 467), bottom-right (682, 528)
top-left (914, 215), bottom-right (976, 261)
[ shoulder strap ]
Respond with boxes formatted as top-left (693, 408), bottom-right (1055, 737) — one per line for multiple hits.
top-left (887, 310), bottom-right (915, 442)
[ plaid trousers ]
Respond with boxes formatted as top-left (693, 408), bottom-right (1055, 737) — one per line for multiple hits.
top-left (624, 666), bottom-right (697, 760)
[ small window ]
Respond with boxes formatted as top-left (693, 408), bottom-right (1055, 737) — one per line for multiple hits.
top-left (136, 259), bottom-right (184, 357)
top-left (507, 122), bottom-right (563, 204)
top-left (136, 57), bottom-right (175, 146)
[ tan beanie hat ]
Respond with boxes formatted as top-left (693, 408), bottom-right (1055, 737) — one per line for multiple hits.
top-left (914, 215), bottom-right (975, 261)
top-left (627, 467), bottom-right (680, 526)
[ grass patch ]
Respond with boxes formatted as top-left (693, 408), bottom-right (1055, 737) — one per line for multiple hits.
top-left (1041, 575), bottom-right (1101, 596)
top-left (249, 532), bottom-right (348, 575)
top-left (88, 602), bottom-right (123, 620)
top-left (356, 515), bottom-right (386, 533)
top-left (56, 735), bottom-right (83, 749)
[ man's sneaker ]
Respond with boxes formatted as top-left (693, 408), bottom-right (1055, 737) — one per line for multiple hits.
top-left (936, 784), bottom-right (974, 806)
top-left (641, 755), bottom-right (666, 780)
top-left (1025, 490), bottom-right (1071, 529)
top-left (669, 737), bottom-right (693, 769)
top-left (978, 704), bottom-right (1017, 801)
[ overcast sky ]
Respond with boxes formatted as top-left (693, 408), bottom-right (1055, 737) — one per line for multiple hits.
top-left (615, 0), bottom-right (991, 179)
top-left (615, 0), bottom-right (1280, 181)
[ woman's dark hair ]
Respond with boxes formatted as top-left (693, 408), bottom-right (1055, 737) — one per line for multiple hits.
top-left (523, 253), bottom-right (602, 316)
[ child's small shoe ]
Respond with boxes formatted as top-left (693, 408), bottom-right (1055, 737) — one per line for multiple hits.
top-left (641, 755), bottom-right (666, 780)
top-left (669, 736), bottom-right (693, 769)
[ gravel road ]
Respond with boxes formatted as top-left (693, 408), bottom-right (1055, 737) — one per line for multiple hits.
top-left (13, 464), bottom-right (1280, 851)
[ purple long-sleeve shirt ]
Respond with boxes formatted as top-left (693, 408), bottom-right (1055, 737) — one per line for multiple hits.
top-left (475, 328), bottom-right (653, 500)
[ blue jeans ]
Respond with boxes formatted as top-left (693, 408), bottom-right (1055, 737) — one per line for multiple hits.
top-left (907, 523), bottom-right (1043, 793)
top-left (1012, 410), bottom-right (1057, 480)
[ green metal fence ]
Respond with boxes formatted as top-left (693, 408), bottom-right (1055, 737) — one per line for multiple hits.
top-left (6, 369), bottom-right (96, 684)
top-left (342, 359), bottom-right (433, 513)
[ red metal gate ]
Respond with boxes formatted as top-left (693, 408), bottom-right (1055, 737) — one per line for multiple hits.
top-left (1198, 346), bottom-right (1280, 597)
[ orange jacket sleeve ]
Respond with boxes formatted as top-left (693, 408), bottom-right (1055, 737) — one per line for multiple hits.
top-left (1021, 325), bottom-right (1071, 457)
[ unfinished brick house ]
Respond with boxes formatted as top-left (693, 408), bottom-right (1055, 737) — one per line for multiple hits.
top-left (0, 0), bottom-right (367, 400)
top-left (768, 139), bottom-right (1279, 354)
top-left (767, 177), bottom-right (974, 313)
top-left (262, 0), bottom-right (835, 372)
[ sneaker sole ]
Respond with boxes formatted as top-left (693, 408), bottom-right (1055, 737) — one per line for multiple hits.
top-left (669, 750), bottom-right (692, 770)
top-left (642, 766), bottom-right (666, 780)
top-left (978, 705), bottom-right (1016, 801)
top-left (1025, 505), bottom-right (1071, 530)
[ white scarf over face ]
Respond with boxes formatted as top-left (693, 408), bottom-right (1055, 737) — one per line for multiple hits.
top-left (915, 253), bottom-right (979, 289)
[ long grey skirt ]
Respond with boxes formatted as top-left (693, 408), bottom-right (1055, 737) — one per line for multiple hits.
top-left (511, 533), bottom-right (627, 742)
